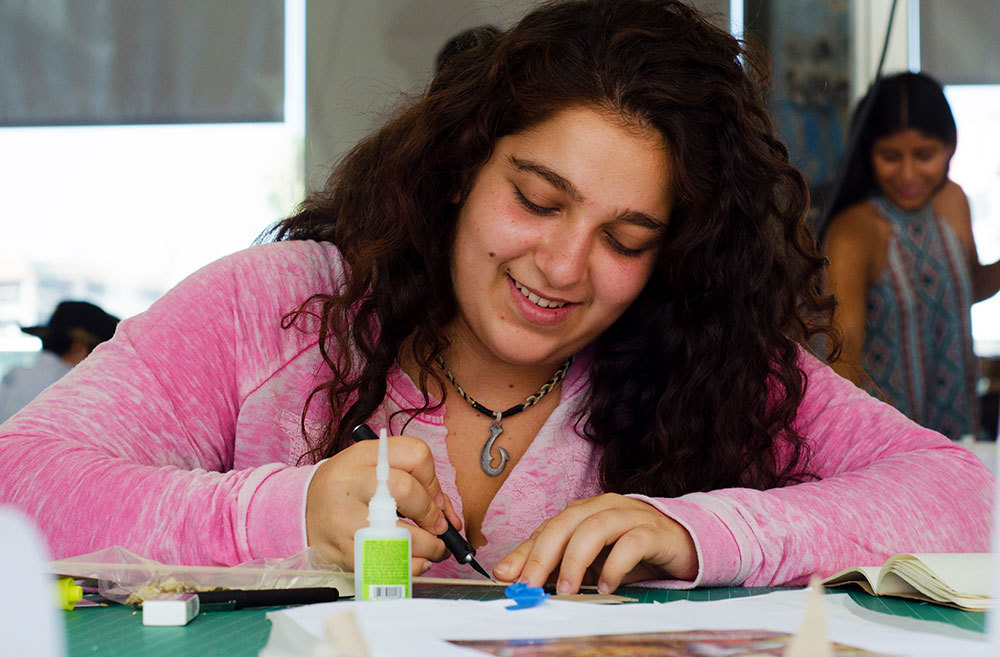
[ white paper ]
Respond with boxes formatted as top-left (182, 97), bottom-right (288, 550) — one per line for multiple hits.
top-left (259, 590), bottom-right (991, 657)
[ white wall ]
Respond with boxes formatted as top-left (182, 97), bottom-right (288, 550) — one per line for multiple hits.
top-left (303, 0), bottom-right (731, 192)
top-left (849, 0), bottom-right (910, 103)
top-left (304, 0), bottom-right (536, 191)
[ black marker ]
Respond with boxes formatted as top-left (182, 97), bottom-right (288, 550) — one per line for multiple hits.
top-left (352, 423), bottom-right (496, 582)
top-left (196, 586), bottom-right (339, 609)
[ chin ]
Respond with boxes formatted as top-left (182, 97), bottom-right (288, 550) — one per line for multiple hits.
top-left (888, 192), bottom-right (931, 211)
top-left (496, 348), bottom-right (561, 367)
top-left (488, 337), bottom-right (569, 368)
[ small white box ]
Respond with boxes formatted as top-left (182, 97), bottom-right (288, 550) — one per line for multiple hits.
top-left (142, 593), bottom-right (200, 626)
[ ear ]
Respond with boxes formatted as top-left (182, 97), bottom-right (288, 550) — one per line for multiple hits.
top-left (451, 177), bottom-right (470, 205)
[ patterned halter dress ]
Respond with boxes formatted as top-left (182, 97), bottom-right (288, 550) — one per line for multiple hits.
top-left (862, 196), bottom-right (979, 440)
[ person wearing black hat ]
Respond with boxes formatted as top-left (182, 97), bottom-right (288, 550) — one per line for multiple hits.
top-left (0, 301), bottom-right (119, 423)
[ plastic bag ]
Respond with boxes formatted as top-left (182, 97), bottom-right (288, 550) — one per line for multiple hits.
top-left (49, 546), bottom-right (352, 605)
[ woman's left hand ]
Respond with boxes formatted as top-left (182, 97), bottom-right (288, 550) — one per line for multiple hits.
top-left (492, 493), bottom-right (698, 594)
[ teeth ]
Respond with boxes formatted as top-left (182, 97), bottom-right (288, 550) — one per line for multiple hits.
top-left (514, 280), bottom-right (567, 309)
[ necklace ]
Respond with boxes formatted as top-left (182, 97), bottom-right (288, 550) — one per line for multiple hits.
top-left (435, 355), bottom-right (574, 476)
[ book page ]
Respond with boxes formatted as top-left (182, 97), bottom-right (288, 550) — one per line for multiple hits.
top-left (821, 554), bottom-right (992, 610)
top-left (882, 554), bottom-right (990, 595)
top-left (821, 566), bottom-right (883, 595)
top-left (880, 554), bottom-right (991, 608)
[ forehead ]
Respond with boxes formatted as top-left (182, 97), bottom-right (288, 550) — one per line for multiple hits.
top-left (873, 128), bottom-right (948, 151)
top-left (508, 105), bottom-right (666, 151)
top-left (496, 106), bottom-right (673, 204)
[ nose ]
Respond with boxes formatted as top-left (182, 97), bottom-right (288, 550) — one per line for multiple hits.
top-left (899, 156), bottom-right (919, 183)
top-left (535, 220), bottom-right (591, 289)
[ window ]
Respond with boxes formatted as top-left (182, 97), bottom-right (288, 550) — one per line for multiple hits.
top-left (0, 1), bottom-right (304, 374)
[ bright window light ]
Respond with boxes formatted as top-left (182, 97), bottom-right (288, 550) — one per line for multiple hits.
top-left (0, 1), bottom-right (304, 368)
top-left (946, 85), bottom-right (1000, 356)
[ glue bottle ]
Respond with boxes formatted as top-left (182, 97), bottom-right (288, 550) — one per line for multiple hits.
top-left (353, 427), bottom-right (412, 600)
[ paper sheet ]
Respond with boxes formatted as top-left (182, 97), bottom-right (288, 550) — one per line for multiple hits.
top-left (259, 589), bottom-right (991, 657)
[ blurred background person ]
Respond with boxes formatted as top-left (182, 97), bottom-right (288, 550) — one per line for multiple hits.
top-left (823, 71), bottom-right (1000, 440)
top-left (434, 24), bottom-right (499, 74)
top-left (0, 301), bottom-right (119, 423)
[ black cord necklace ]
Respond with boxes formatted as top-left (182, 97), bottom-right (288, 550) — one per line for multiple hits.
top-left (435, 355), bottom-right (574, 476)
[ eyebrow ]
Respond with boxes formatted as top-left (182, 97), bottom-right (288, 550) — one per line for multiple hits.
top-left (507, 155), bottom-right (668, 231)
top-left (509, 155), bottom-right (585, 203)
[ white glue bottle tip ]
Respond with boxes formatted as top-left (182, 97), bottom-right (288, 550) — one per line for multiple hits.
top-left (354, 427), bottom-right (412, 601)
top-left (368, 428), bottom-right (397, 528)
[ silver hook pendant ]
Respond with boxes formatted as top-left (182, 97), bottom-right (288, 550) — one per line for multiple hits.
top-left (480, 413), bottom-right (509, 476)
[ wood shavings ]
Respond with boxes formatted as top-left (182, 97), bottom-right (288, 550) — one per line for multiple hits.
top-left (126, 578), bottom-right (224, 606)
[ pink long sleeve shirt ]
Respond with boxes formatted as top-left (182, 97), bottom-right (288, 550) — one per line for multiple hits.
top-left (0, 241), bottom-right (992, 587)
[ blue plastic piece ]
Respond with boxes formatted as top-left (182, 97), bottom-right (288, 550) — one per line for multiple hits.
top-left (504, 582), bottom-right (550, 610)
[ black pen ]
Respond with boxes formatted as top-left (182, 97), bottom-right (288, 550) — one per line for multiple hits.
top-left (352, 423), bottom-right (496, 582)
top-left (196, 587), bottom-right (339, 609)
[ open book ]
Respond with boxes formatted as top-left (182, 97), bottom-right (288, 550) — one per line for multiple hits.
top-left (821, 553), bottom-right (991, 611)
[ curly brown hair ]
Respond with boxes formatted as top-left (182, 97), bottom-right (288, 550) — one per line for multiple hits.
top-left (264, 0), bottom-right (837, 496)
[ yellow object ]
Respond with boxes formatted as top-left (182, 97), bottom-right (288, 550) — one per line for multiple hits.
top-left (55, 577), bottom-right (83, 611)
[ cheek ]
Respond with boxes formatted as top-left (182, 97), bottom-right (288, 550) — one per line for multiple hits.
top-left (872, 160), bottom-right (894, 182)
top-left (923, 159), bottom-right (949, 180)
top-left (594, 258), bottom-right (655, 310)
top-left (454, 206), bottom-right (501, 264)
top-left (472, 216), bottom-right (540, 264)
top-left (460, 191), bottom-right (530, 250)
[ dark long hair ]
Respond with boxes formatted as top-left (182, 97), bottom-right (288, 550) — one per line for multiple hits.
top-left (265, 0), bottom-right (836, 496)
top-left (825, 71), bottom-right (957, 223)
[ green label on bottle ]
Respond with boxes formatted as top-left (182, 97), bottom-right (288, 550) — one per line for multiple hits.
top-left (360, 539), bottom-right (410, 601)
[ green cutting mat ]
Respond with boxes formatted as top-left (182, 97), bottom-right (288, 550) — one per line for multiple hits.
top-left (840, 590), bottom-right (987, 633)
top-left (63, 584), bottom-right (985, 657)
top-left (64, 605), bottom-right (274, 657)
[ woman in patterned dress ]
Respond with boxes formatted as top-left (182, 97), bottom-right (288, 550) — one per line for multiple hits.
top-left (824, 71), bottom-right (1000, 439)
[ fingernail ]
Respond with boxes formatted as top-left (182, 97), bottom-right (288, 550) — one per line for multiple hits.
top-left (421, 561), bottom-right (432, 574)
top-left (435, 492), bottom-right (445, 509)
top-left (435, 516), bottom-right (448, 533)
top-left (557, 579), bottom-right (571, 594)
top-left (597, 580), bottom-right (610, 594)
top-left (494, 562), bottom-right (511, 576)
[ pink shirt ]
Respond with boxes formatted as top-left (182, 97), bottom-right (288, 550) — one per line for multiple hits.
top-left (0, 241), bottom-right (992, 587)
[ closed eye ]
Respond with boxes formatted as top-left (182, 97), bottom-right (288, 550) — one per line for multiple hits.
top-left (514, 186), bottom-right (559, 216)
top-left (605, 232), bottom-right (648, 258)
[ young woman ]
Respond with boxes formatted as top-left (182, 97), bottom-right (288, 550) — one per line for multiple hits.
top-left (824, 72), bottom-right (1000, 440)
top-left (0, 2), bottom-right (992, 595)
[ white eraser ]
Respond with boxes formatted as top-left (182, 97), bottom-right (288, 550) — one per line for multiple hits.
top-left (142, 593), bottom-right (200, 626)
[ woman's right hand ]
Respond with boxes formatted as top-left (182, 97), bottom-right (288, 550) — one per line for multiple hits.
top-left (305, 434), bottom-right (463, 574)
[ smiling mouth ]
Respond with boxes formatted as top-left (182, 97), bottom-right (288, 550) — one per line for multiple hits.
top-left (510, 276), bottom-right (569, 309)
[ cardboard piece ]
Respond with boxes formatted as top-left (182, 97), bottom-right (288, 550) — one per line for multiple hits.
top-left (784, 576), bottom-right (833, 657)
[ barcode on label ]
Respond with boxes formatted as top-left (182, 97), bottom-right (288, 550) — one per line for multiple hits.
top-left (369, 585), bottom-right (405, 600)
